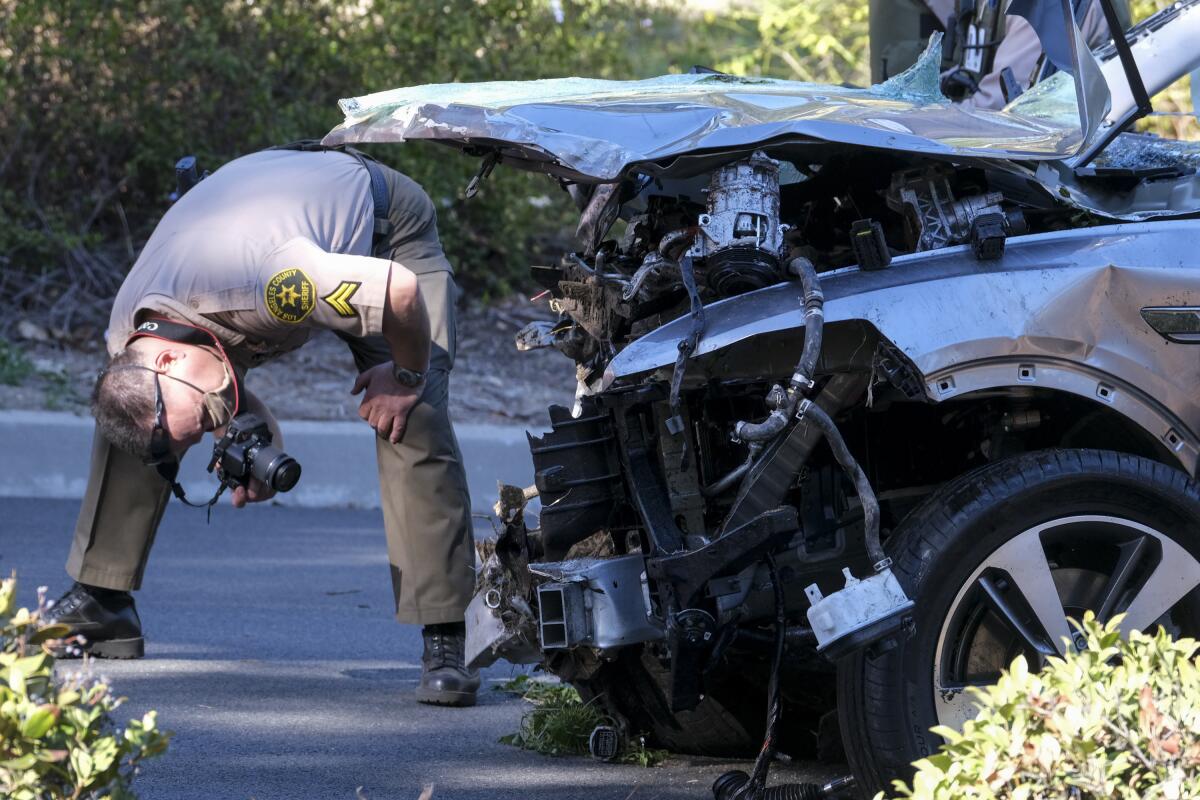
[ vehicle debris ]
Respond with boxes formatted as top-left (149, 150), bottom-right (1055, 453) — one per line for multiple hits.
top-left (333, 1), bottom-right (1200, 793)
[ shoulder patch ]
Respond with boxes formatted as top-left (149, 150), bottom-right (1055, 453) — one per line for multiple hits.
top-left (322, 281), bottom-right (361, 319)
top-left (265, 268), bottom-right (315, 324)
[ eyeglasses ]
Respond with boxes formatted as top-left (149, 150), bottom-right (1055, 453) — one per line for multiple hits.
top-left (144, 371), bottom-right (173, 467)
top-left (138, 369), bottom-right (220, 513)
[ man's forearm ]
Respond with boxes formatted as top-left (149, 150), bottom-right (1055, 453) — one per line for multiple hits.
top-left (382, 263), bottom-right (432, 373)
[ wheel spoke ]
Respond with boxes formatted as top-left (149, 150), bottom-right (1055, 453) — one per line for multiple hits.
top-left (977, 576), bottom-right (1057, 658)
top-left (1118, 533), bottom-right (1200, 635)
top-left (978, 530), bottom-right (1072, 657)
top-left (1095, 536), bottom-right (1149, 622)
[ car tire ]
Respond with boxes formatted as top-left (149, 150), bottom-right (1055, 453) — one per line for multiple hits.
top-left (837, 449), bottom-right (1200, 796)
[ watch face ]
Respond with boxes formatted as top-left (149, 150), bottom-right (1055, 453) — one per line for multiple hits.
top-left (393, 366), bottom-right (425, 387)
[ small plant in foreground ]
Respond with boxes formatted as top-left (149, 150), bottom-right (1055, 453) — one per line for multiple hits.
top-left (0, 339), bottom-right (33, 386)
top-left (38, 368), bottom-right (82, 411)
top-left (0, 574), bottom-right (170, 799)
top-left (881, 612), bottom-right (1200, 800)
top-left (495, 675), bottom-right (668, 766)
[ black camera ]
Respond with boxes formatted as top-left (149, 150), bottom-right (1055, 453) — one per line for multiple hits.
top-left (209, 413), bottom-right (301, 493)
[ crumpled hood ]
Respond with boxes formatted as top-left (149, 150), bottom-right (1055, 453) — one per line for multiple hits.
top-left (324, 32), bottom-right (1106, 182)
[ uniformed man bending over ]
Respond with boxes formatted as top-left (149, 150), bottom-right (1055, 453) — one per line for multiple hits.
top-left (45, 147), bottom-right (480, 707)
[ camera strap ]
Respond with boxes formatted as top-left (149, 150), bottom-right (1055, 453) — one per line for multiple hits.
top-left (154, 459), bottom-right (229, 522)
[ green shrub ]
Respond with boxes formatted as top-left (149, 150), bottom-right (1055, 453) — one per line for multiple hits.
top-left (495, 674), bottom-right (667, 766)
top-left (0, 339), bottom-right (33, 386)
top-left (0, 0), bottom-right (703, 309)
top-left (0, 574), bottom-right (170, 799)
top-left (0, 0), bottom-right (902, 315)
top-left (882, 613), bottom-right (1200, 800)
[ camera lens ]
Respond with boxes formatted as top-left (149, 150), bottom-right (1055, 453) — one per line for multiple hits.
top-left (251, 445), bottom-right (302, 492)
top-left (270, 458), bottom-right (302, 492)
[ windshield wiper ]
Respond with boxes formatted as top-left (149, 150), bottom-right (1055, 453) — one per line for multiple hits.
top-left (1098, 0), bottom-right (1152, 122)
top-left (1074, 0), bottom-right (1156, 170)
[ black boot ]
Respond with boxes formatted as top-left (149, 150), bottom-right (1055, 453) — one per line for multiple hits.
top-left (416, 622), bottom-right (480, 707)
top-left (44, 583), bottom-right (145, 659)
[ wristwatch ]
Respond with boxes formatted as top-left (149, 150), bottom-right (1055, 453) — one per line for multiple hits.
top-left (392, 365), bottom-right (427, 387)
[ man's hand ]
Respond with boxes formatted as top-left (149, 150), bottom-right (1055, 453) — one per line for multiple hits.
top-left (351, 363), bottom-right (423, 444)
top-left (230, 477), bottom-right (276, 508)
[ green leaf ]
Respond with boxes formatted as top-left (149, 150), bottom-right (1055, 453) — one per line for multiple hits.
top-left (29, 623), bottom-right (72, 644)
top-left (8, 665), bottom-right (26, 694)
top-left (71, 748), bottom-right (94, 783)
top-left (12, 654), bottom-right (48, 677)
top-left (20, 705), bottom-right (57, 738)
top-left (91, 736), bottom-right (119, 773)
top-left (0, 753), bottom-right (37, 770)
top-left (0, 569), bottom-right (169, 798)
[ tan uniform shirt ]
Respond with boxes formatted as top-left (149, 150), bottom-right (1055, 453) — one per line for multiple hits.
top-left (925, 0), bottom-right (1114, 110)
top-left (108, 149), bottom-right (401, 369)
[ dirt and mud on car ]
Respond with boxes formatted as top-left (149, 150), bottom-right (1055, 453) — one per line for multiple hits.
top-left (328, 1), bottom-right (1200, 795)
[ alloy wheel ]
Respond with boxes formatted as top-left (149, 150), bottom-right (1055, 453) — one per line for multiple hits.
top-left (932, 514), bottom-right (1200, 729)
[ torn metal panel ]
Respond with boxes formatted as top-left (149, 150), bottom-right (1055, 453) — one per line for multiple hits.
top-left (324, 33), bottom-right (1098, 182)
top-left (531, 555), bottom-right (664, 652)
top-left (466, 483), bottom-right (543, 669)
top-left (607, 221), bottom-right (1200, 471)
top-left (1035, 162), bottom-right (1200, 221)
top-left (1032, 134), bottom-right (1200, 221)
top-left (464, 579), bottom-right (541, 669)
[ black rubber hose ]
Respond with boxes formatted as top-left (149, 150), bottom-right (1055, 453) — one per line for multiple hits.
top-left (728, 555), bottom-right (787, 800)
top-left (732, 257), bottom-right (824, 445)
top-left (702, 454), bottom-right (754, 496)
top-left (786, 257), bottom-right (824, 397)
top-left (713, 771), bottom-right (823, 800)
top-left (734, 408), bottom-right (791, 443)
top-left (732, 625), bottom-right (817, 648)
top-left (799, 400), bottom-right (886, 568)
top-left (703, 443), bottom-right (765, 496)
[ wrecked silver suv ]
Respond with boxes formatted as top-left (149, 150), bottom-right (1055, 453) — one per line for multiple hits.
top-left (329, 2), bottom-right (1200, 794)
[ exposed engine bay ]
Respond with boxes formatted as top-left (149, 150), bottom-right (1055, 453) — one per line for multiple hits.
top-left (467, 145), bottom-right (1125, 761)
top-left (330, 4), bottom-right (1200, 790)
top-left (521, 146), bottom-right (1087, 400)
top-left (463, 116), bottom-right (1200, 782)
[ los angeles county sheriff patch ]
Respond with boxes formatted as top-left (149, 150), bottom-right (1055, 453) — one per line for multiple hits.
top-left (265, 268), bottom-right (315, 324)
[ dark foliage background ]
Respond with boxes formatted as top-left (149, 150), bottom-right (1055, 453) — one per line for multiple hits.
top-left (0, 0), bottom-right (724, 333)
top-left (1, 0), bottom-right (1183, 339)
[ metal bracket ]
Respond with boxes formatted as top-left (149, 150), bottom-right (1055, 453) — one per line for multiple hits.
top-left (464, 152), bottom-right (500, 199)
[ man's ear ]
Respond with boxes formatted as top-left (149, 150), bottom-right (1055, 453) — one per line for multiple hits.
top-left (153, 347), bottom-right (188, 372)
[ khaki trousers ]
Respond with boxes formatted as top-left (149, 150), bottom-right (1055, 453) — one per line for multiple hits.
top-left (67, 269), bottom-right (475, 626)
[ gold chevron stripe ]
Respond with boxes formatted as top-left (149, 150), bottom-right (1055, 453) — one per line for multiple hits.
top-left (322, 281), bottom-right (361, 318)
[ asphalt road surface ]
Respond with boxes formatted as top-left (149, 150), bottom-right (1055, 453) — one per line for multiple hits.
top-left (2, 497), bottom-right (843, 800)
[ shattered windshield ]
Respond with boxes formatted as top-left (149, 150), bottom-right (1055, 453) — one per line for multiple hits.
top-left (1094, 133), bottom-right (1200, 171)
top-left (1005, 72), bottom-right (1082, 130)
